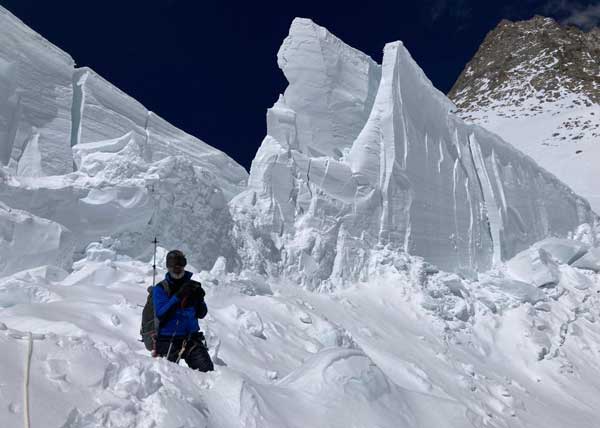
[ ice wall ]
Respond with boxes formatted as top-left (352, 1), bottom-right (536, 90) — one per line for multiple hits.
top-left (0, 7), bottom-right (74, 177)
top-left (232, 18), bottom-right (597, 286)
top-left (72, 68), bottom-right (247, 200)
top-left (349, 41), bottom-right (593, 273)
top-left (0, 6), bottom-right (247, 199)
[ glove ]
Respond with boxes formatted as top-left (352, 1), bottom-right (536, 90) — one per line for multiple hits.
top-left (176, 282), bottom-right (195, 300)
top-left (194, 285), bottom-right (206, 300)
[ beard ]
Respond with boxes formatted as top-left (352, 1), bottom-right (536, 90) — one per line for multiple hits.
top-left (170, 269), bottom-right (185, 279)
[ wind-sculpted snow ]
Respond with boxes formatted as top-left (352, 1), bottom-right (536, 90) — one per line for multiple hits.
top-left (232, 18), bottom-right (597, 286)
top-left (0, 6), bottom-right (247, 199)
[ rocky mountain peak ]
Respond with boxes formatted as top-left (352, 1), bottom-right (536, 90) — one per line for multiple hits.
top-left (449, 15), bottom-right (599, 115)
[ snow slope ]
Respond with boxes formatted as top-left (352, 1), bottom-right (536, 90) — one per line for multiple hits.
top-left (232, 18), bottom-right (597, 287)
top-left (2, 241), bottom-right (600, 427)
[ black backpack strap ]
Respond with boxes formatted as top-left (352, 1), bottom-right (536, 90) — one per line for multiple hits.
top-left (159, 279), bottom-right (171, 296)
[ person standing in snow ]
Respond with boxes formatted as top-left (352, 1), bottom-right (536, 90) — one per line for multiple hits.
top-left (152, 249), bottom-right (214, 372)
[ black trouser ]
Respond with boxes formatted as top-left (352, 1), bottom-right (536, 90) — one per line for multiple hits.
top-left (155, 332), bottom-right (214, 372)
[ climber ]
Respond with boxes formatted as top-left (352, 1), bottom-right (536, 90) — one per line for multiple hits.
top-left (150, 249), bottom-right (214, 372)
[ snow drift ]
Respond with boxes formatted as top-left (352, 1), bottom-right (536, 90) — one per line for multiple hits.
top-left (232, 18), bottom-right (597, 287)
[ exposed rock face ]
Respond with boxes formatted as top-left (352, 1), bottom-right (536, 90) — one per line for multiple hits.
top-left (448, 16), bottom-right (600, 213)
top-left (449, 16), bottom-right (599, 112)
top-left (231, 18), bottom-right (597, 288)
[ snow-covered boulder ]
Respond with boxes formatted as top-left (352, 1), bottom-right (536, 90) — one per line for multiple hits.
top-left (572, 247), bottom-right (600, 272)
top-left (0, 202), bottom-right (74, 277)
top-left (505, 247), bottom-right (561, 287)
top-left (232, 18), bottom-right (597, 287)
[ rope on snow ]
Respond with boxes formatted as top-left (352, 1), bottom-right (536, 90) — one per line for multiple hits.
top-left (1, 326), bottom-right (43, 428)
top-left (24, 331), bottom-right (32, 428)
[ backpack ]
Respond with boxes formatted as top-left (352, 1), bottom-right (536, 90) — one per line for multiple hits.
top-left (140, 280), bottom-right (171, 352)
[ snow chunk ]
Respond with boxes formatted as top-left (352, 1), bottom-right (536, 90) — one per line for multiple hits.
top-left (533, 237), bottom-right (590, 265)
top-left (240, 310), bottom-right (266, 339)
top-left (506, 247), bottom-right (561, 287)
top-left (479, 276), bottom-right (546, 305)
top-left (0, 202), bottom-right (74, 277)
top-left (572, 247), bottom-right (600, 272)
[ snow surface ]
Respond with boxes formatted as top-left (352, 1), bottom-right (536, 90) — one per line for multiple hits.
top-left (2, 244), bottom-right (600, 427)
top-left (2, 9), bottom-right (600, 428)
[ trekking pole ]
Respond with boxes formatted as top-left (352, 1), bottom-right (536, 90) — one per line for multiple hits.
top-left (149, 182), bottom-right (159, 288)
top-left (151, 236), bottom-right (159, 288)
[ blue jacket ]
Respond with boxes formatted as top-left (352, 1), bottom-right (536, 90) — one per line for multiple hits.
top-left (153, 271), bottom-right (205, 336)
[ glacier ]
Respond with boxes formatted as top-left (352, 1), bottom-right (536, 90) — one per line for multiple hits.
top-left (232, 18), bottom-right (597, 287)
top-left (2, 7), bottom-right (600, 428)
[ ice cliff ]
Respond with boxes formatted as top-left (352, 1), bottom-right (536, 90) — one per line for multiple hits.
top-left (0, 6), bottom-right (247, 200)
top-left (0, 6), bottom-right (247, 270)
top-left (0, 9), bottom-right (597, 285)
top-left (231, 18), bottom-right (597, 287)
